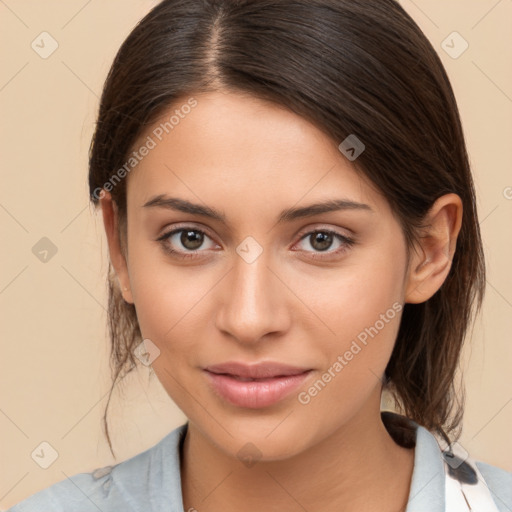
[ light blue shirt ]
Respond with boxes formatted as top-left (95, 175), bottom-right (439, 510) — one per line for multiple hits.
top-left (6, 415), bottom-right (511, 511)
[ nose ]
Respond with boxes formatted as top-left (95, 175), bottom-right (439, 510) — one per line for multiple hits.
top-left (214, 248), bottom-right (291, 346)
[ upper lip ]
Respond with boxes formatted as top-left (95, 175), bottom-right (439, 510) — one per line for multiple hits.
top-left (204, 361), bottom-right (311, 379)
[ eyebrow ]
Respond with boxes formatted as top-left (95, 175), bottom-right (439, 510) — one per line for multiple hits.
top-left (142, 194), bottom-right (374, 224)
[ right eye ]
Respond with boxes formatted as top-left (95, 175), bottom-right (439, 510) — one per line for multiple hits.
top-left (156, 226), bottom-right (219, 259)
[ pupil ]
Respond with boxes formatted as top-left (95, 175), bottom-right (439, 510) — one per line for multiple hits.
top-left (181, 230), bottom-right (203, 250)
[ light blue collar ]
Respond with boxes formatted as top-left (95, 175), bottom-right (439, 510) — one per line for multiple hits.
top-left (150, 420), bottom-right (448, 512)
top-left (405, 425), bottom-right (445, 511)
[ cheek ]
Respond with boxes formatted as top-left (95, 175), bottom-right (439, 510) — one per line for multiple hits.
top-left (127, 251), bottom-right (211, 408)
top-left (295, 232), bottom-right (405, 341)
top-left (130, 268), bottom-right (209, 353)
top-left (295, 235), bottom-right (406, 384)
top-left (125, 237), bottom-right (207, 352)
top-left (312, 244), bottom-right (405, 403)
top-left (294, 286), bottom-right (404, 425)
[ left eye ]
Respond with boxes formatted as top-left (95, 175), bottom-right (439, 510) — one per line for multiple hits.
top-left (294, 230), bottom-right (355, 258)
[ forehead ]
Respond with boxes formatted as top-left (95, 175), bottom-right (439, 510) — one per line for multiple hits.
top-left (125, 91), bottom-right (388, 217)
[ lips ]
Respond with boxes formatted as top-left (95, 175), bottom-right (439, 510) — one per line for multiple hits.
top-left (204, 361), bottom-right (311, 379)
top-left (203, 361), bottom-right (312, 408)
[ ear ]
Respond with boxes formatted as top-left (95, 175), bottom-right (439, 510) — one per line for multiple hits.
top-left (404, 193), bottom-right (463, 304)
top-left (99, 190), bottom-right (134, 304)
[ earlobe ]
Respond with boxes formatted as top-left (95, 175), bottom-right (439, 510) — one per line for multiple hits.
top-left (99, 191), bottom-right (134, 304)
top-left (404, 193), bottom-right (463, 304)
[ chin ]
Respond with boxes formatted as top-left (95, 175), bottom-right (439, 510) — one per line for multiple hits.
top-left (207, 413), bottom-right (316, 462)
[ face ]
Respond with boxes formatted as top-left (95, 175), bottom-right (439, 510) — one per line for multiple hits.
top-left (116, 90), bottom-right (412, 459)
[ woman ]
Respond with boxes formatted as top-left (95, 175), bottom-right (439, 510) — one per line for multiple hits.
top-left (8, 0), bottom-right (511, 511)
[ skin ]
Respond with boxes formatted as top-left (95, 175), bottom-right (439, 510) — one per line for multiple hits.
top-left (100, 90), bottom-right (462, 512)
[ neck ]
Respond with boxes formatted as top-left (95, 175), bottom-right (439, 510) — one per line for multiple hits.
top-left (180, 399), bottom-right (415, 512)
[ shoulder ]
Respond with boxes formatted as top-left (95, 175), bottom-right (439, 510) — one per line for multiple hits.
top-left (382, 412), bottom-right (511, 512)
top-left (415, 424), bottom-right (512, 512)
top-left (6, 470), bottom-right (120, 512)
top-left (475, 460), bottom-right (512, 512)
top-left (6, 423), bottom-right (188, 512)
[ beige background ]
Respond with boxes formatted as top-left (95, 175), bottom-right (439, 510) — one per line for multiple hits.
top-left (1, 0), bottom-right (511, 508)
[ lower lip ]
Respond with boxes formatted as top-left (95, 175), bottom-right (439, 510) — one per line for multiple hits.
top-left (204, 370), bottom-right (312, 408)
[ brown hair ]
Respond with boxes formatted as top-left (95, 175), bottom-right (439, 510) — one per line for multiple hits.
top-left (89, 0), bottom-right (485, 458)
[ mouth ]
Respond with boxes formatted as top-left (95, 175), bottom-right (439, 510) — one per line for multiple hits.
top-left (203, 361), bottom-right (313, 408)
top-left (213, 375), bottom-right (292, 382)
top-left (204, 361), bottom-right (312, 379)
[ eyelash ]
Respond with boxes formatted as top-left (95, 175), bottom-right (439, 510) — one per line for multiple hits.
top-left (156, 226), bottom-right (356, 261)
